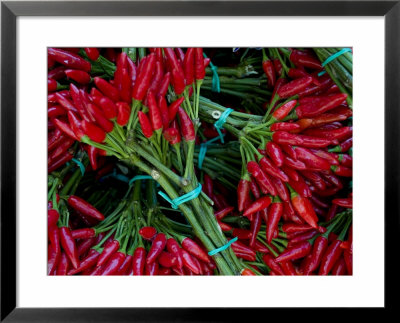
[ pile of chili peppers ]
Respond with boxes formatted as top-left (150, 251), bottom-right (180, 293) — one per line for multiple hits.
top-left (48, 47), bottom-right (352, 276)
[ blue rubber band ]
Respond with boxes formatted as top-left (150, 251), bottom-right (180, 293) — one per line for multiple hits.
top-left (318, 48), bottom-right (352, 77)
top-left (100, 169), bottom-right (130, 183)
top-left (214, 108), bottom-right (234, 143)
top-left (129, 175), bottom-right (153, 186)
top-left (71, 158), bottom-right (85, 176)
top-left (208, 236), bottom-right (238, 256)
top-left (158, 183), bottom-right (202, 210)
top-left (197, 135), bottom-right (225, 170)
top-left (203, 53), bottom-right (220, 93)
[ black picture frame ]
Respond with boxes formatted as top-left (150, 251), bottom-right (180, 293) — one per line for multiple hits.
top-left (1, 0), bottom-right (398, 321)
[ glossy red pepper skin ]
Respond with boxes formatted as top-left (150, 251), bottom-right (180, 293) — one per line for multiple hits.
top-left (295, 93), bottom-right (347, 118)
top-left (177, 107), bottom-right (195, 141)
top-left (259, 157), bottom-right (289, 182)
top-left (81, 120), bottom-right (106, 143)
top-left (146, 91), bottom-right (163, 131)
top-left (291, 193), bottom-right (318, 229)
top-left (181, 237), bottom-right (210, 263)
top-left (139, 226), bottom-right (157, 241)
top-left (48, 209), bottom-right (60, 230)
top-left (101, 252), bottom-right (126, 276)
top-left (194, 48), bottom-right (205, 80)
top-left (65, 69), bottom-right (91, 84)
top-left (237, 178), bottom-right (251, 212)
top-left (277, 76), bottom-right (313, 98)
top-left (132, 53), bottom-right (156, 101)
top-left (263, 58), bottom-right (276, 88)
top-left (333, 197), bottom-right (352, 209)
top-left (168, 97), bottom-right (185, 123)
top-left (231, 241), bottom-right (256, 262)
top-left (48, 244), bottom-right (60, 276)
top-left (48, 66), bottom-right (66, 80)
top-left (331, 165), bottom-right (352, 177)
top-left (148, 61), bottom-right (163, 94)
top-left (273, 59), bottom-right (283, 77)
top-left (181, 249), bottom-right (201, 274)
top-left (138, 111), bottom-right (154, 138)
top-left (232, 228), bottom-right (252, 240)
top-left (146, 233), bottom-right (167, 265)
top-left (84, 48), bottom-right (99, 61)
top-left (98, 96), bottom-right (117, 120)
top-left (272, 99), bottom-right (298, 121)
top-left (157, 96), bottom-right (170, 129)
top-left (243, 196), bottom-right (272, 218)
top-left (48, 48), bottom-right (91, 72)
top-left (157, 72), bottom-right (171, 98)
top-left (289, 50), bottom-right (322, 70)
top-left (68, 195), bottom-right (105, 221)
top-left (247, 161), bottom-right (277, 195)
top-left (301, 236), bottom-right (328, 275)
top-left (132, 247), bottom-right (146, 275)
top-left (94, 77), bottom-right (119, 102)
top-left (48, 150), bottom-right (74, 173)
top-left (56, 252), bottom-right (70, 275)
top-left (318, 240), bottom-right (343, 275)
top-left (331, 256), bottom-right (347, 275)
top-left (59, 226), bottom-right (79, 269)
top-left (249, 212), bottom-right (262, 248)
top-left (329, 137), bottom-right (352, 153)
top-left (71, 228), bottom-right (96, 240)
top-left (48, 138), bottom-right (75, 164)
top-left (263, 254), bottom-right (284, 275)
top-left (145, 261), bottom-right (159, 276)
top-left (266, 201), bottom-right (283, 243)
top-left (166, 238), bottom-right (183, 269)
top-left (116, 254), bottom-right (133, 275)
top-left (275, 240), bottom-right (312, 263)
top-left (158, 252), bottom-right (178, 268)
top-left (183, 48), bottom-right (195, 86)
top-left (116, 102), bottom-right (131, 126)
top-left (271, 122), bottom-right (301, 132)
top-left (265, 142), bottom-right (285, 167)
top-left (87, 103), bottom-right (114, 133)
top-left (97, 239), bottom-right (120, 267)
top-left (68, 249), bottom-right (100, 275)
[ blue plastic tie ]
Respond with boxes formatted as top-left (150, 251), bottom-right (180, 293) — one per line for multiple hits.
top-left (318, 48), bottom-right (352, 77)
top-left (197, 135), bottom-right (225, 170)
top-left (203, 52), bottom-right (220, 93)
top-left (208, 237), bottom-right (238, 256)
top-left (71, 158), bottom-right (85, 176)
top-left (129, 175), bottom-right (153, 186)
top-left (158, 183), bottom-right (202, 210)
top-left (214, 108), bottom-right (233, 143)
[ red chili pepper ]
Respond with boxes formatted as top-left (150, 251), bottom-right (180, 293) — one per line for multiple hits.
top-left (157, 72), bottom-right (171, 98)
top-left (248, 211), bottom-right (261, 248)
top-left (157, 95), bottom-right (170, 129)
top-left (116, 254), bottom-right (133, 275)
top-left (145, 261), bottom-right (159, 276)
top-left (48, 137), bottom-right (75, 164)
top-left (48, 150), bottom-right (74, 173)
top-left (119, 68), bottom-right (132, 104)
top-left (183, 48), bottom-right (195, 86)
top-left (55, 92), bottom-right (77, 114)
top-left (271, 99), bottom-right (298, 121)
top-left (262, 51), bottom-right (276, 88)
top-left (139, 226), bottom-right (157, 241)
top-left (262, 254), bottom-right (284, 275)
top-left (48, 48), bottom-right (91, 72)
top-left (215, 206), bottom-right (234, 221)
top-left (65, 69), bottom-right (91, 84)
top-left (138, 111), bottom-right (154, 138)
top-left (181, 237), bottom-right (210, 263)
top-left (87, 103), bottom-right (114, 133)
top-left (194, 48), bottom-right (205, 81)
top-left (132, 247), bottom-right (146, 275)
top-left (168, 97), bottom-right (185, 123)
top-left (232, 228), bottom-right (252, 240)
top-left (231, 241), bottom-right (256, 261)
top-left (259, 156), bottom-right (289, 182)
top-left (48, 244), bottom-right (60, 275)
top-left (237, 177), bottom-right (251, 212)
top-left (48, 66), bottom-right (66, 80)
top-left (101, 251), bottom-right (126, 276)
top-left (338, 154), bottom-right (352, 167)
top-left (247, 161), bottom-right (277, 195)
top-left (162, 128), bottom-right (181, 145)
top-left (148, 61), bottom-right (163, 94)
top-left (269, 177), bottom-right (289, 202)
top-left (331, 165), bottom-right (352, 177)
top-left (48, 79), bottom-right (58, 92)
top-left (243, 196), bottom-right (272, 218)
top-left (273, 59), bottom-right (283, 77)
top-left (170, 68), bottom-right (186, 95)
top-left (81, 120), bottom-right (106, 143)
top-left (271, 122), bottom-right (300, 132)
top-left (266, 198), bottom-right (283, 243)
top-left (289, 187), bottom-right (318, 229)
top-left (84, 47), bottom-right (99, 61)
top-left (275, 240), bottom-right (312, 263)
top-left (48, 209), bottom-right (60, 230)
top-left (71, 228), bottom-right (96, 240)
top-left (181, 249), bottom-right (201, 274)
top-left (177, 107), bottom-right (195, 141)
top-left (166, 238), bottom-right (184, 269)
top-left (68, 196), bottom-right (105, 221)
top-left (98, 97), bottom-right (117, 120)
top-left (56, 252), bottom-right (70, 275)
top-left (332, 197), bottom-right (352, 208)
top-left (277, 76), bottom-right (313, 98)
top-left (146, 91), bottom-right (163, 131)
top-left (67, 249), bottom-right (99, 275)
top-left (329, 137), bottom-right (352, 153)
top-left (295, 93), bottom-right (348, 118)
top-left (96, 239), bottom-right (120, 267)
top-left (146, 233), bottom-right (167, 265)
top-left (289, 49), bottom-right (322, 70)
top-left (132, 53), bottom-right (156, 101)
top-left (48, 105), bottom-right (66, 119)
top-left (304, 126), bottom-right (352, 143)
top-left (59, 226), bottom-right (79, 269)
top-left (310, 149), bottom-right (339, 166)
top-left (158, 252), bottom-right (178, 268)
top-left (265, 142), bottom-right (284, 167)
top-left (94, 77), bottom-right (119, 102)
top-left (114, 102), bottom-right (130, 126)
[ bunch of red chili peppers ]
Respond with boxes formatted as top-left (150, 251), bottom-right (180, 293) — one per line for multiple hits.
top-left (48, 47), bottom-right (352, 275)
